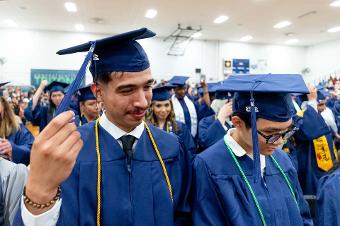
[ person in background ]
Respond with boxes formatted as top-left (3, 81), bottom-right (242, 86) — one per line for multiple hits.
top-left (146, 85), bottom-right (196, 154)
top-left (198, 91), bottom-right (233, 151)
top-left (315, 158), bottom-right (340, 226)
top-left (74, 85), bottom-right (100, 127)
top-left (0, 157), bottom-right (28, 226)
top-left (24, 80), bottom-right (68, 132)
top-left (0, 96), bottom-right (34, 166)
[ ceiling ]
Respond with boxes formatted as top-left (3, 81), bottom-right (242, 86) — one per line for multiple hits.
top-left (1, 0), bottom-right (340, 46)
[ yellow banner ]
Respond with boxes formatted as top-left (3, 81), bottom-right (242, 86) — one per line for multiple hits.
top-left (313, 136), bottom-right (333, 172)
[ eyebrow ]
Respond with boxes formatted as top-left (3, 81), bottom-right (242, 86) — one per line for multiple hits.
top-left (116, 79), bottom-right (155, 91)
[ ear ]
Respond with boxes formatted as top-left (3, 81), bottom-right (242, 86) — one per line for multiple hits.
top-left (91, 83), bottom-right (103, 102)
top-left (231, 115), bottom-right (244, 129)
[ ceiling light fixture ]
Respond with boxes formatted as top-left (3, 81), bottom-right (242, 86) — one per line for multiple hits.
top-left (330, 0), bottom-right (340, 7)
top-left (274, 20), bottom-right (291, 29)
top-left (75, 24), bottom-right (84, 31)
top-left (145, 9), bottom-right (158, 19)
top-left (214, 15), bottom-right (229, 24)
top-left (327, 26), bottom-right (340, 33)
top-left (285, 39), bottom-right (299, 44)
top-left (4, 19), bottom-right (17, 27)
top-left (240, 35), bottom-right (253, 42)
top-left (64, 2), bottom-right (77, 12)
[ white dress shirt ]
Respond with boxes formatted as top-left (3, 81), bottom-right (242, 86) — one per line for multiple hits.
top-left (225, 128), bottom-right (266, 177)
top-left (21, 112), bottom-right (145, 226)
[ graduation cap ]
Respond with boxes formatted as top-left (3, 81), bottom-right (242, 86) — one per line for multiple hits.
top-left (152, 84), bottom-right (175, 101)
top-left (218, 74), bottom-right (309, 182)
top-left (0, 82), bottom-right (10, 87)
top-left (212, 81), bottom-right (233, 100)
top-left (317, 88), bottom-right (330, 103)
top-left (77, 85), bottom-right (96, 102)
top-left (197, 82), bottom-right (218, 96)
top-left (168, 76), bottom-right (189, 88)
top-left (54, 27), bottom-right (156, 115)
top-left (44, 81), bottom-right (69, 93)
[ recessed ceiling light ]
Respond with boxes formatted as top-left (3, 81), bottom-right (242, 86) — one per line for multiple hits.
top-left (240, 35), bottom-right (253, 42)
top-left (330, 0), bottom-right (340, 7)
top-left (4, 19), bottom-right (17, 27)
top-left (64, 2), bottom-right (77, 12)
top-left (145, 9), bottom-right (157, 19)
top-left (191, 32), bottom-right (202, 38)
top-left (75, 24), bottom-right (84, 31)
top-left (285, 39), bottom-right (299, 44)
top-left (273, 21), bottom-right (292, 29)
top-left (214, 15), bottom-right (229, 24)
top-left (327, 26), bottom-right (340, 33)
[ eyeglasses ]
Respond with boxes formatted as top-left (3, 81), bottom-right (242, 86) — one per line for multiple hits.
top-left (257, 126), bottom-right (299, 144)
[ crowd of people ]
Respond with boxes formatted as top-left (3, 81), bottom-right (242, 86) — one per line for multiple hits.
top-left (0, 27), bottom-right (339, 226)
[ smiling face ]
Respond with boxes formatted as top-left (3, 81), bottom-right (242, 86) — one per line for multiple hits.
top-left (93, 68), bottom-right (154, 132)
top-left (152, 100), bottom-right (172, 122)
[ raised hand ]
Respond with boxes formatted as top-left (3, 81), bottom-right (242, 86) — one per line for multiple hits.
top-left (25, 111), bottom-right (83, 214)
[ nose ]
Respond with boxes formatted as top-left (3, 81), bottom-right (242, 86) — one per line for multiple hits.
top-left (133, 89), bottom-right (149, 109)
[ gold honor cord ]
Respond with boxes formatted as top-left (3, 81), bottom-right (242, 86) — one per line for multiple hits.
top-left (94, 119), bottom-right (173, 226)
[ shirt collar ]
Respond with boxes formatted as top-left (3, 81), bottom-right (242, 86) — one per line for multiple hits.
top-left (99, 112), bottom-right (145, 140)
top-left (225, 128), bottom-right (266, 173)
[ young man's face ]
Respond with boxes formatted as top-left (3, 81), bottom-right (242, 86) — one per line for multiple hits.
top-left (174, 87), bottom-right (186, 99)
top-left (94, 68), bottom-right (154, 132)
top-left (237, 117), bottom-right (292, 156)
top-left (80, 100), bottom-right (99, 120)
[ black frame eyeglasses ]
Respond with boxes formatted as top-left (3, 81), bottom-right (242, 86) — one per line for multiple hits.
top-left (257, 126), bottom-right (299, 144)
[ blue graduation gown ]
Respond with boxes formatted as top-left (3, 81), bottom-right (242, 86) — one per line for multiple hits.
top-left (74, 115), bottom-right (89, 127)
top-left (315, 167), bottom-right (340, 226)
top-left (163, 121), bottom-right (196, 155)
top-left (197, 115), bottom-right (229, 151)
top-left (195, 101), bottom-right (215, 121)
top-left (56, 122), bottom-right (192, 225)
top-left (24, 101), bottom-right (51, 132)
top-left (7, 124), bottom-right (34, 166)
top-left (192, 139), bottom-right (313, 226)
top-left (294, 105), bottom-right (337, 195)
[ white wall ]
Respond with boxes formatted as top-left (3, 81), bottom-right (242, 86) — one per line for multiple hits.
top-left (305, 39), bottom-right (340, 83)
top-left (0, 28), bottom-right (309, 86)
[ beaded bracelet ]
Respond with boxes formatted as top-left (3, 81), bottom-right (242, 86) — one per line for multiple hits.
top-left (23, 186), bottom-right (61, 209)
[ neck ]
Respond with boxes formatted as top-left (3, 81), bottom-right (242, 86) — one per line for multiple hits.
top-left (157, 118), bottom-right (166, 129)
top-left (83, 113), bottom-right (96, 122)
top-left (231, 129), bottom-right (253, 155)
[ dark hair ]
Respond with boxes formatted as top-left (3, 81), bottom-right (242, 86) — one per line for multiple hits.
top-left (232, 112), bottom-right (252, 128)
top-left (94, 72), bottom-right (125, 84)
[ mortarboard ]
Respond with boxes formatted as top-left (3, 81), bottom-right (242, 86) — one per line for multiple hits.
top-left (197, 82), bottom-right (218, 96)
top-left (0, 82), bottom-right (10, 88)
top-left (217, 74), bottom-right (309, 182)
top-left (152, 84), bottom-right (176, 101)
top-left (44, 81), bottom-right (69, 93)
top-left (168, 76), bottom-right (189, 88)
top-left (77, 85), bottom-right (96, 102)
top-left (54, 27), bottom-right (156, 115)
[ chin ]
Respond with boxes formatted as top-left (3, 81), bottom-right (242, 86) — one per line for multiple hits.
top-left (261, 149), bottom-right (276, 156)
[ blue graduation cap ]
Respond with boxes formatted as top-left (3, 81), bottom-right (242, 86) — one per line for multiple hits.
top-left (152, 84), bottom-right (176, 101)
top-left (44, 81), bottom-right (69, 93)
top-left (168, 76), bottom-right (189, 87)
top-left (77, 85), bottom-right (96, 102)
top-left (0, 82), bottom-right (10, 88)
top-left (317, 88), bottom-right (330, 102)
top-left (54, 27), bottom-right (156, 115)
top-left (197, 82), bottom-right (218, 96)
top-left (218, 74), bottom-right (309, 182)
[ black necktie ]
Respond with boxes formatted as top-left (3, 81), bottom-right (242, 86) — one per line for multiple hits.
top-left (120, 135), bottom-right (136, 158)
